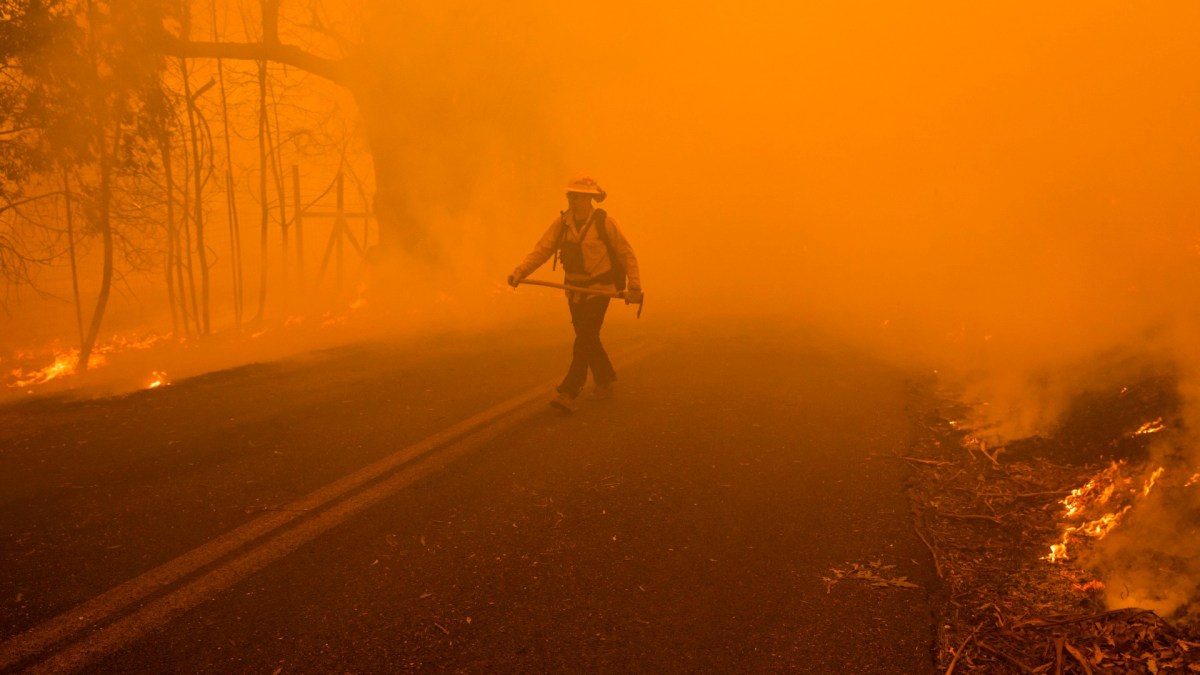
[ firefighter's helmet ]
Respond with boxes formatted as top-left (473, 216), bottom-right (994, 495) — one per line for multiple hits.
top-left (566, 174), bottom-right (606, 202)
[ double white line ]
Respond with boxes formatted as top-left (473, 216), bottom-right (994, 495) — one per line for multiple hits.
top-left (1, 344), bottom-right (656, 673)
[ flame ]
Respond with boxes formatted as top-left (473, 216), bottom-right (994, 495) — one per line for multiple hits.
top-left (8, 351), bottom-right (79, 388)
top-left (1061, 461), bottom-right (1124, 518)
top-left (1142, 467), bottom-right (1164, 496)
top-left (320, 312), bottom-right (346, 327)
top-left (5, 332), bottom-right (169, 390)
top-left (1073, 580), bottom-right (1105, 592)
top-left (1077, 506), bottom-right (1131, 538)
top-left (1046, 463), bottom-right (1166, 562)
top-left (1186, 473), bottom-right (1200, 487)
top-left (147, 371), bottom-right (169, 389)
top-left (1133, 417), bottom-right (1166, 435)
top-left (1048, 543), bottom-right (1069, 563)
top-left (7, 350), bottom-right (111, 387)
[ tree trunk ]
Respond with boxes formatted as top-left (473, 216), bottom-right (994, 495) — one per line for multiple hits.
top-left (78, 131), bottom-right (116, 374)
top-left (62, 169), bottom-right (85, 348)
top-left (254, 58), bottom-right (270, 325)
top-left (349, 78), bottom-right (436, 264)
top-left (160, 130), bottom-right (182, 337)
top-left (153, 20), bottom-right (436, 264)
top-left (266, 78), bottom-right (289, 305)
top-left (212, 3), bottom-right (243, 329)
top-left (180, 55), bottom-right (210, 335)
top-left (179, 120), bottom-right (201, 332)
top-left (225, 172), bottom-right (243, 327)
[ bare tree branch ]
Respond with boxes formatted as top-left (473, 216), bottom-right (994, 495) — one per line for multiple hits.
top-left (150, 34), bottom-right (348, 86)
top-left (1, 190), bottom-right (67, 216)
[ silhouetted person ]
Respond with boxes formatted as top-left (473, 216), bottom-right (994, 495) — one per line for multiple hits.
top-left (508, 175), bottom-right (643, 413)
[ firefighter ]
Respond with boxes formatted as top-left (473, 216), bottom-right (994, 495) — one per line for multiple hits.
top-left (508, 175), bottom-right (644, 413)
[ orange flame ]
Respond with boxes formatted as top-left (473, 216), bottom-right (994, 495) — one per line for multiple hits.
top-left (1046, 463), bottom-right (1166, 562)
top-left (5, 333), bottom-right (169, 390)
top-left (7, 350), bottom-right (110, 388)
top-left (1142, 467), bottom-right (1164, 496)
top-left (1133, 417), bottom-right (1166, 436)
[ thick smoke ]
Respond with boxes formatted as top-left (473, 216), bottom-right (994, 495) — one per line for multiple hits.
top-left (5, 0), bottom-right (1200, 613)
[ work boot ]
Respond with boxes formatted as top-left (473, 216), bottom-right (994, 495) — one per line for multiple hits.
top-left (549, 391), bottom-right (578, 413)
top-left (586, 383), bottom-right (614, 400)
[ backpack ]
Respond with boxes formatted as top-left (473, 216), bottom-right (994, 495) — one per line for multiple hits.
top-left (552, 209), bottom-right (627, 292)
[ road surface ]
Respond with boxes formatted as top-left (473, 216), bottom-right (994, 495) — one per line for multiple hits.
top-left (0, 319), bottom-right (936, 673)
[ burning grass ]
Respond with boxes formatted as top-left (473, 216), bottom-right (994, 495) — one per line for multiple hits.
top-left (0, 295), bottom-right (374, 402)
top-left (905, 376), bottom-right (1200, 673)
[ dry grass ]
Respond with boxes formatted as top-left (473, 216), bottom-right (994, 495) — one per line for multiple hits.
top-left (904, 380), bottom-right (1200, 674)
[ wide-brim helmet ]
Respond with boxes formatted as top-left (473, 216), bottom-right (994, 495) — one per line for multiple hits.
top-left (566, 174), bottom-right (606, 202)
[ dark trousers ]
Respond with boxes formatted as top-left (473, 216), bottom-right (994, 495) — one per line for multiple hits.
top-left (558, 296), bottom-right (615, 397)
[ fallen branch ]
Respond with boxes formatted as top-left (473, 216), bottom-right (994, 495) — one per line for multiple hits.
top-left (897, 455), bottom-right (953, 467)
top-left (1063, 641), bottom-right (1094, 675)
top-left (1012, 608), bottom-right (1154, 630)
top-left (912, 513), bottom-right (943, 579)
top-left (978, 641), bottom-right (1035, 674)
top-left (943, 631), bottom-right (976, 675)
top-left (979, 445), bottom-right (1004, 468)
top-left (936, 511), bottom-right (1004, 525)
top-left (975, 490), bottom-right (1071, 499)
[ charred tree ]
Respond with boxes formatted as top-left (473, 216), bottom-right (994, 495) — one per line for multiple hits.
top-left (212, 2), bottom-right (244, 329)
top-left (179, 51), bottom-right (211, 335)
top-left (266, 77), bottom-right (290, 304)
top-left (78, 124), bottom-right (116, 374)
top-left (3, 0), bottom-right (172, 347)
top-left (253, 57), bottom-right (269, 325)
top-left (62, 169), bottom-right (85, 346)
top-left (177, 112), bottom-right (202, 333)
top-left (159, 126), bottom-right (184, 337)
top-left (150, 1), bottom-right (433, 263)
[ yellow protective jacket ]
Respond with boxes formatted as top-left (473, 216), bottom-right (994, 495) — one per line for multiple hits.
top-left (513, 206), bottom-right (641, 301)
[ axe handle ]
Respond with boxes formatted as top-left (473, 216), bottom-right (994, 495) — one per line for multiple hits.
top-left (516, 279), bottom-right (644, 318)
top-left (517, 278), bottom-right (622, 298)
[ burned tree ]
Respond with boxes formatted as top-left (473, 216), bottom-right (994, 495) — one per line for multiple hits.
top-left (2, 0), bottom-right (172, 368)
top-left (150, 0), bottom-right (488, 264)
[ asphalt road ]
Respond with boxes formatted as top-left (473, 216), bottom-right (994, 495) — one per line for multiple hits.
top-left (0, 319), bottom-right (937, 673)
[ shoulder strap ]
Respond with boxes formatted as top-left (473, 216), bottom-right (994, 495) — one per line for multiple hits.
top-left (593, 209), bottom-right (616, 260)
top-left (556, 211), bottom-right (569, 243)
top-left (552, 211), bottom-right (568, 271)
top-left (584, 209), bottom-right (626, 290)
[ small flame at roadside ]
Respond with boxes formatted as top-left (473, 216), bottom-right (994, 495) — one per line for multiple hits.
top-left (1046, 462), bottom-right (1164, 563)
top-left (5, 333), bottom-right (168, 390)
top-left (1133, 417), bottom-right (1166, 436)
top-left (7, 351), bottom-right (111, 388)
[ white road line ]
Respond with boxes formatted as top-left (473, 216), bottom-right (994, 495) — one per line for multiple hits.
top-left (1, 343), bottom-right (657, 673)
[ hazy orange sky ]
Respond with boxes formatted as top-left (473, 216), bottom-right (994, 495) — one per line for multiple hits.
top-left (6, 0), bottom-right (1200, 440)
